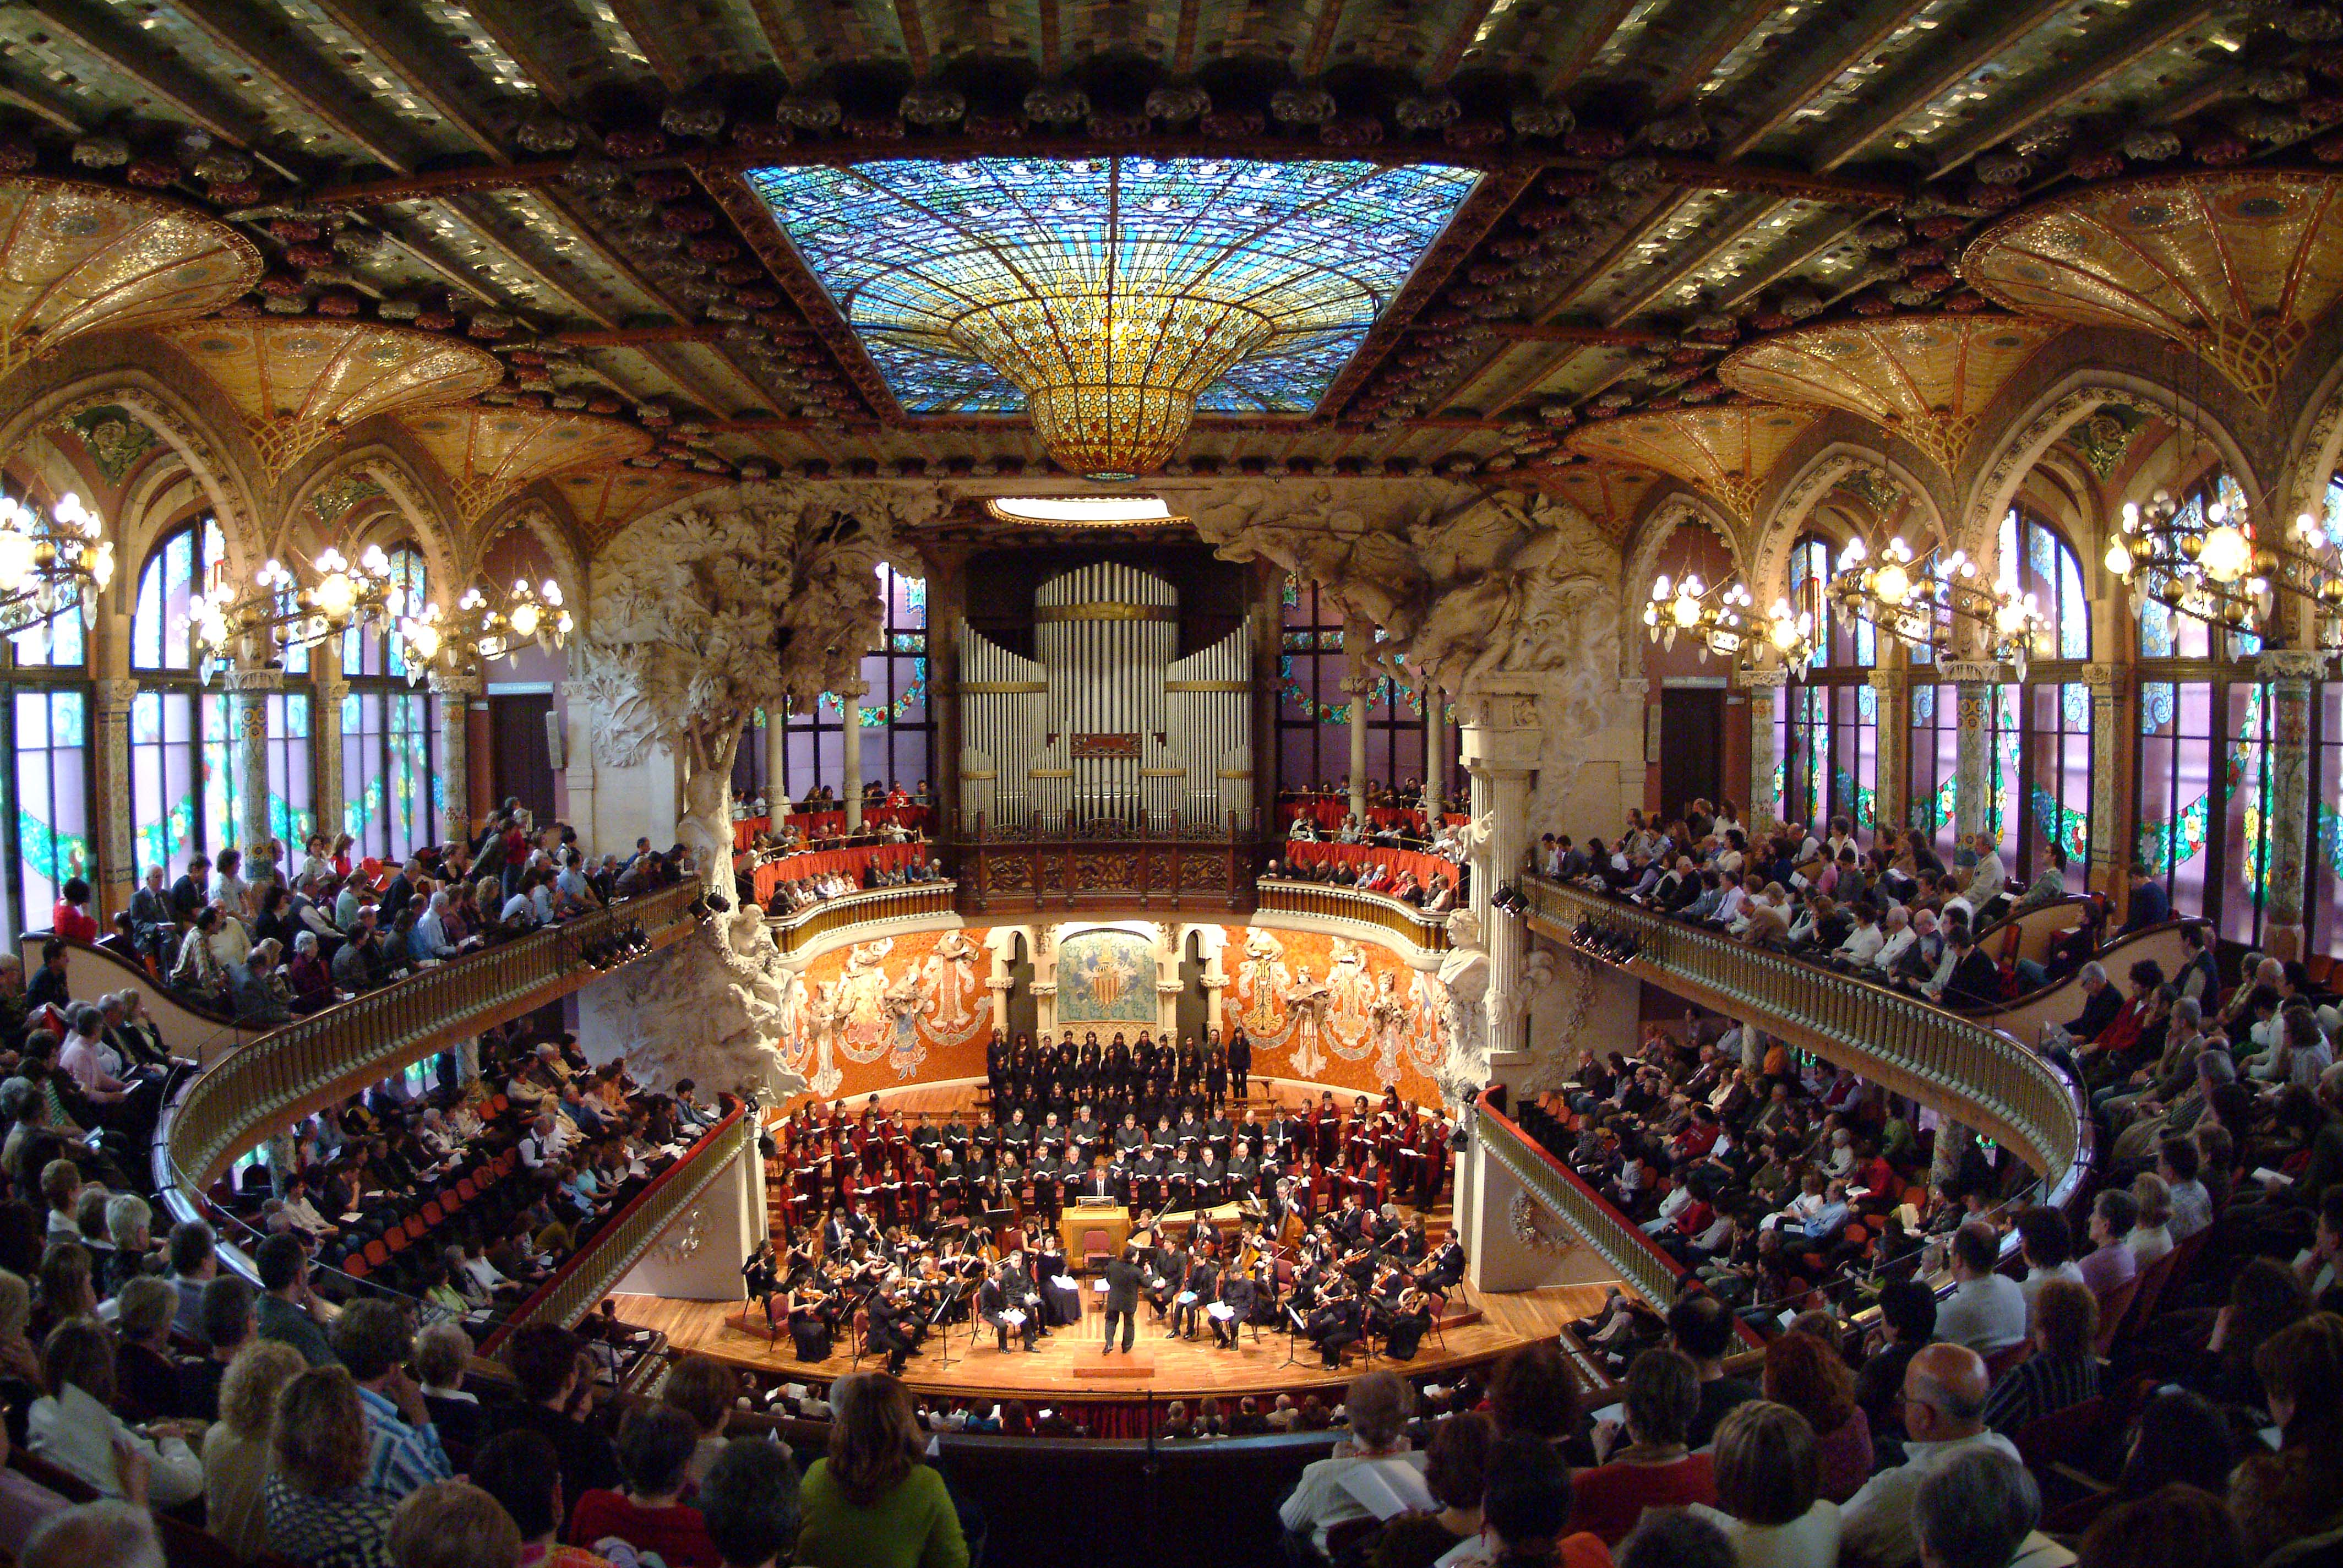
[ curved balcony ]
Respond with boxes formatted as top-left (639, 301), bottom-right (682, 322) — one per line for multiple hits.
top-left (481, 1106), bottom-right (753, 1353)
top-left (1255, 876), bottom-right (1452, 954)
top-left (1519, 875), bottom-right (2089, 1196)
top-left (157, 881), bottom-right (704, 1196)
top-left (767, 881), bottom-right (959, 955)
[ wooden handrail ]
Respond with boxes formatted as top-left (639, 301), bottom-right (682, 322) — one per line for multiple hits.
top-left (1255, 877), bottom-right (1452, 954)
top-left (481, 1107), bottom-right (753, 1352)
top-left (156, 881), bottom-right (705, 1195)
top-left (1518, 875), bottom-right (2090, 1200)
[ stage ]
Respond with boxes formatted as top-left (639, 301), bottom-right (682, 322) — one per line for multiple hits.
top-left (608, 1075), bottom-right (1617, 1406)
top-left (611, 1277), bottom-right (1614, 1406)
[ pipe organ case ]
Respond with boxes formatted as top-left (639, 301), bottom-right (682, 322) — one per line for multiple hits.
top-left (958, 563), bottom-right (1251, 834)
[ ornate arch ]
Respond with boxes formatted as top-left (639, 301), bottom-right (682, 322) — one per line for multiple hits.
top-left (471, 494), bottom-right (586, 616)
top-left (1964, 368), bottom-right (2266, 575)
top-left (1619, 487), bottom-right (1748, 614)
top-left (274, 444), bottom-right (464, 603)
top-left (1752, 444), bottom-right (1947, 605)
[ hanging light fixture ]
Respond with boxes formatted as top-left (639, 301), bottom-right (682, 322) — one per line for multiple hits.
top-left (394, 576), bottom-right (574, 684)
top-left (0, 492), bottom-right (113, 635)
top-left (1829, 534), bottom-right (2048, 676)
top-left (1643, 569), bottom-right (1817, 673)
top-left (187, 543), bottom-right (399, 683)
top-left (2104, 486), bottom-right (2343, 645)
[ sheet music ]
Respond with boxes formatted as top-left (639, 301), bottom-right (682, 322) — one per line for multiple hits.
top-left (1336, 1458), bottom-right (1437, 1520)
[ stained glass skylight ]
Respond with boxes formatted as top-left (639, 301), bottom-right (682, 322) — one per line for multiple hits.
top-left (745, 157), bottom-right (1481, 419)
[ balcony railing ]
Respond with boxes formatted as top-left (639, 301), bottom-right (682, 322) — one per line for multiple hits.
top-left (481, 1106), bottom-right (753, 1351)
top-left (1255, 878), bottom-right (1452, 954)
top-left (1474, 1088), bottom-right (1686, 1313)
top-left (1518, 875), bottom-right (2088, 1195)
top-left (158, 881), bottom-right (704, 1194)
top-left (767, 881), bottom-right (958, 955)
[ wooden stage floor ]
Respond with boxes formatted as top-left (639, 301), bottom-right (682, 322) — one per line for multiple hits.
top-left (611, 1075), bottom-right (1619, 1403)
top-left (611, 1278), bottom-right (1614, 1403)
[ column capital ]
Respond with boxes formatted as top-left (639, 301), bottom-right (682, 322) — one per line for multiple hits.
top-left (1734, 666), bottom-right (1790, 691)
top-left (1940, 660), bottom-right (2013, 685)
top-left (1866, 666), bottom-right (1912, 694)
top-left (833, 679), bottom-right (871, 704)
top-left (2081, 662), bottom-right (2131, 694)
top-left (1337, 672), bottom-right (1376, 698)
top-left (428, 669), bottom-right (484, 699)
top-left (2255, 649), bottom-right (2331, 683)
top-left (222, 664), bottom-right (284, 695)
top-left (92, 678), bottom-right (138, 712)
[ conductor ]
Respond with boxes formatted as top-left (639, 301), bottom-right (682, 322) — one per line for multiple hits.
top-left (979, 1264), bottom-right (1040, 1354)
top-left (1102, 1245), bottom-right (1143, 1355)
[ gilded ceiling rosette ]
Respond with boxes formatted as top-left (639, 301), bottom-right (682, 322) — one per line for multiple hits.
top-left (395, 405), bottom-right (654, 524)
top-left (0, 175), bottom-right (261, 378)
top-left (162, 318), bottom-right (505, 479)
top-left (1564, 406), bottom-right (1818, 521)
top-left (1717, 315), bottom-right (2064, 474)
top-left (1962, 171), bottom-right (2343, 406)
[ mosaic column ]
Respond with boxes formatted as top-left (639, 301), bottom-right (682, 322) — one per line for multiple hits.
top-left (839, 680), bottom-right (867, 831)
top-left (1942, 661), bottom-right (2005, 843)
top-left (1868, 664), bottom-right (1911, 834)
top-left (1461, 685), bottom-right (1540, 1063)
top-left (311, 664), bottom-right (346, 842)
top-left (2257, 650), bottom-right (2327, 961)
top-left (1931, 1117), bottom-right (1976, 1190)
top-left (226, 663), bottom-right (281, 854)
top-left (1739, 667), bottom-right (1786, 827)
top-left (431, 671), bottom-right (480, 843)
top-left (91, 678), bottom-right (138, 914)
top-left (2084, 663), bottom-right (2132, 902)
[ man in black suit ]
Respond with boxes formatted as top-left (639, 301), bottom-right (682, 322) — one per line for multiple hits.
top-left (864, 1284), bottom-right (914, 1374)
top-left (979, 1264), bottom-right (1038, 1353)
top-left (1076, 1154), bottom-right (1120, 1204)
top-left (1146, 1238), bottom-right (1188, 1325)
top-left (1174, 1247), bottom-right (1219, 1340)
top-left (1102, 1245), bottom-right (1142, 1354)
top-left (1418, 1232), bottom-right (1467, 1293)
top-left (1212, 1261), bottom-right (1255, 1349)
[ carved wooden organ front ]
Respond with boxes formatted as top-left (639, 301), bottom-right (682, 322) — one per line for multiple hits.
top-left (959, 563), bottom-right (1251, 834)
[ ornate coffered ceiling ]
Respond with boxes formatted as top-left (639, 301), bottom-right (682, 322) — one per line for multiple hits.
top-left (395, 404), bottom-right (654, 521)
top-left (1565, 405), bottom-right (1818, 519)
top-left (0, 0), bottom-right (2322, 528)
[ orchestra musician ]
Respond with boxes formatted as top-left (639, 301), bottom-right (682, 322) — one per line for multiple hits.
top-left (863, 1282), bottom-right (916, 1374)
top-left (1383, 1283), bottom-right (1435, 1362)
top-left (786, 1272), bottom-right (836, 1362)
top-left (978, 1262), bottom-right (1039, 1353)
top-left (1173, 1243), bottom-right (1220, 1340)
top-left (1211, 1255), bottom-right (1256, 1349)
top-left (741, 1240), bottom-right (782, 1329)
top-left (1306, 1278), bottom-right (1361, 1369)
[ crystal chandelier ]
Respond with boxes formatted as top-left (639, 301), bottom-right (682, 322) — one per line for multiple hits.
top-left (394, 577), bottom-right (573, 684)
top-left (949, 292), bottom-right (1275, 482)
top-left (1829, 536), bottom-right (2047, 676)
top-left (188, 544), bottom-right (399, 682)
top-left (2104, 488), bottom-right (2343, 645)
top-left (0, 493), bottom-right (113, 635)
top-left (1642, 571), bottom-right (1817, 674)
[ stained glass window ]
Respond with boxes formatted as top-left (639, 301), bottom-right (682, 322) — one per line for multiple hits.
top-left (766, 564), bottom-right (930, 811)
top-left (12, 689), bottom-right (86, 935)
top-left (1911, 682), bottom-right (1961, 850)
top-left (2221, 682), bottom-right (2277, 946)
top-left (2315, 681), bottom-right (2343, 957)
top-left (132, 516), bottom-right (224, 672)
top-left (2137, 680), bottom-right (2215, 919)
top-left (746, 157), bottom-right (1480, 415)
top-left (1781, 535), bottom-right (1872, 829)
top-left (1998, 508), bottom-right (2090, 660)
top-left (340, 688), bottom-right (432, 863)
top-left (1275, 574), bottom-right (1457, 804)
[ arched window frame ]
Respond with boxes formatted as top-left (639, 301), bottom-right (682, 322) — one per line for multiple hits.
top-left (1778, 533), bottom-right (1878, 834)
top-left (339, 541), bottom-right (431, 862)
top-left (0, 472), bottom-right (91, 943)
top-left (759, 563), bottom-right (934, 811)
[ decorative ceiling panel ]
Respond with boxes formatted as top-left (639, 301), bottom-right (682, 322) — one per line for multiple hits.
top-left (161, 318), bottom-right (504, 478)
top-left (1542, 465), bottom-right (1661, 540)
top-left (554, 467), bottom-right (730, 553)
top-left (1718, 315), bottom-right (2064, 471)
top-left (1565, 405), bottom-right (1818, 517)
top-left (743, 156), bottom-right (1482, 415)
top-left (1963, 170), bottom-right (2343, 403)
top-left (0, 177), bottom-right (262, 377)
top-left (396, 405), bottom-right (654, 522)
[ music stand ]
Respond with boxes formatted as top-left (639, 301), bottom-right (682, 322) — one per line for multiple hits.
top-left (927, 1281), bottom-right (966, 1371)
top-left (1279, 1303), bottom-right (1308, 1369)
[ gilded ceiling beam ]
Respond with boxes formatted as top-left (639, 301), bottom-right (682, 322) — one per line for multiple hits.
top-left (1714, 0), bottom-right (1938, 160)
top-left (32, 0), bottom-right (264, 153)
top-left (299, 0), bottom-right (513, 163)
top-left (159, 0), bottom-right (416, 171)
top-left (1807, 0), bottom-right (2074, 172)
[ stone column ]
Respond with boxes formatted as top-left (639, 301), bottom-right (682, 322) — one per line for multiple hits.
top-left (311, 665), bottom-right (346, 841)
top-left (839, 680), bottom-right (867, 831)
top-left (1424, 693), bottom-right (1447, 822)
top-left (1931, 1116), bottom-right (1975, 1189)
top-left (91, 678), bottom-right (138, 912)
top-left (1740, 667), bottom-right (1786, 828)
top-left (1344, 628), bottom-right (1372, 824)
top-left (2257, 650), bottom-right (2327, 960)
top-left (2084, 662), bottom-right (2133, 903)
top-left (226, 663), bottom-right (281, 853)
top-left (1869, 663), bottom-right (1911, 834)
top-left (764, 709), bottom-right (787, 814)
top-left (1459, 684), bottom-right (1540, 1062)
top-left (1943, 661), bottom-right (2007, 843)
top-left (430, 671), bottom-right (480, 843)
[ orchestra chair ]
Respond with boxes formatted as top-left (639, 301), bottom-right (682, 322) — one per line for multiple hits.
top-left (1081, 1227), bottom-right (1113, 1275)
top-left (849, 1306), bottom-right (870, 1369)
top-left (1426, 1291), bottom-right (1451, 1353)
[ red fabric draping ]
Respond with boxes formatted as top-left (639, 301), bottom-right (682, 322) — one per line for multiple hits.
top-left (1274, 799), bottom-right (1470, 835)
top-left (1274, 839), bottom-right (1457, 891)
top-left (735, 805), bottom-right (932, 851)
top-left (753, 842), bottom-right (930, 903)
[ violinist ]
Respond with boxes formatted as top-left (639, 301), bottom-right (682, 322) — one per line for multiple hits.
top-left (787, 1271), bottom-right (835, 1362)
top-left (1306, 1276), bottom-right (1361, 1369)
top-left (863, 1281), bottom-right (915, 1374)
top-left (1383, 1281), bottom-right (1435, 1361)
